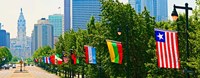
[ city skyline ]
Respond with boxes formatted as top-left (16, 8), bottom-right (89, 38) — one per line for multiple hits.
top-left (0, 0), bottom-right (196, 38)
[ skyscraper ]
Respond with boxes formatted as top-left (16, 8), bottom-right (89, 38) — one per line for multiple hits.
top-left (0, 22), bottom-right (10, 48)
top-left (129, 0), bottom-right (142, 13)
top-left (64, 0), bottom-right (101, 31)
top-left (128, 0), bottom-right (168, 21)
top-left (32, 18), bottom-right (53, 51)
top-left (49, 14), bottom-right (64, 37)
top-left (64, 0), bottom-right (71, 32)
top-left (0, 30), bottom-right (6, 47)
top-left (156, 0), bottom-right (168, 21)
top-left (31, 30), bottom-right (35, 55)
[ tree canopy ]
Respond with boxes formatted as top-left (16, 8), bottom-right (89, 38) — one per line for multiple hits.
top-left (32, 0), bottom-right (200, 77)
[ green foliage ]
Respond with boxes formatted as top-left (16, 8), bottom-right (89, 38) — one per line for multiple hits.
top-left (11, 56), bottom-right (20, 63)
top-left (33, 46), bottom-right (53, 58)
top-left (0, 47), bottom-right (12, 65)
top-left (31, 0), bottom-right (200, 77)
top-left (25, 58), bottom-right (33, 64)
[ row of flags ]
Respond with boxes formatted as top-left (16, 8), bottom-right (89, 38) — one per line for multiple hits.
top-left (34, 54), bottom-right (63, 65)
top-left (34, 42), bottom-right (123, 65)
top-left (34, 28), bottom-right (181, 69)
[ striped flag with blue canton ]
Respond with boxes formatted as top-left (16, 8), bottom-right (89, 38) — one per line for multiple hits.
top-left (155, 29), bottom-right (180, 69)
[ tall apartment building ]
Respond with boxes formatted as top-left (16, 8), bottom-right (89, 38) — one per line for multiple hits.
top-left (64, 0), bottom-right (101, 31)
top-left (32, 18), bottom-right (53, 51)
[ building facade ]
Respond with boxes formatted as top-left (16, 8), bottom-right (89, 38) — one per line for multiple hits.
top-left (17, 8), bottom-right (26, 49)
top-left (156, 0), bottom-right (168, 21)
top-left (32, 18), bottom-right (53, 51)
top-left (10, 38), bottom-right (19, 56)
top-left (128, 0), bottom-right (168, 21)
top-left (49, 14), bottom-right (64, 36)
top-left (64, 0), bottom-right (101, 31)
top-left (6, 33), bottom-right (10, 48)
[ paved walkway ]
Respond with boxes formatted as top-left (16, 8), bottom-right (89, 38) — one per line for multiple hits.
top-left (0, 64), bottom-right (60, 78)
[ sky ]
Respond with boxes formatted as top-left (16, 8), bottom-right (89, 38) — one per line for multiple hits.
top-left (0, 0), bottom-right (196, 38)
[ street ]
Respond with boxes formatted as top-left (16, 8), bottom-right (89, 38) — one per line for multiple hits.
top-left (0, 64), bottom-right (60, 78)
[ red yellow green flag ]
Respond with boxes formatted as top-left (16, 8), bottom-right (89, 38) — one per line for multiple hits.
top-left (106, 40), bottom-right (123, 64)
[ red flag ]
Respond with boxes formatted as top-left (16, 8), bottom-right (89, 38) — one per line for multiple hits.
top-left (155, 29), bottom-right (180, 69)
top-left (116, 42), bottom-right (123, 64)
top-left (57, 60), bottom-right (62, 65)
top-left (71, 53), bottom-right (76, 64)
top-left (50, 55), bottom-right (55, 64)
top-left (84, 45), bottom-right (89, 64)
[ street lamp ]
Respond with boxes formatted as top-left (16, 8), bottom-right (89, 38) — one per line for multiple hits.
top-left (171, 8), bottom-right (178, 21)
top-left (171, 3), bottom-right (192, 78)
top-left (117, 25), bottom-right (130, 78)
top-left (117, 27), bottom-right (122, 35)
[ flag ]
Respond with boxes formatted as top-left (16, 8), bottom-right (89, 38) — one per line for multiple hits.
top-left (43, 57), bottom-right (46, 63)
top-left (84, 45), bottom-right (96, 64)
top-left (50, 55), bottom-right (55, 64)
top-left (34, 58), bottom-right (38, 63)
top-left (84, 46), bottom-right (89, 64)
top-left (46, 57), bottom-right (50, 64)
top-left (62, 52), bottom-right (69, 63)
top-left (106, 40), bottom-right (123, 64)
top-left (55, 54), bottom-right (63, 65)
top-left (63, 57), bottom-right (69, 63)
top-left (71, 50), bottom-right (79, 64)
top-left (155, 29), bottom-right (180, 69)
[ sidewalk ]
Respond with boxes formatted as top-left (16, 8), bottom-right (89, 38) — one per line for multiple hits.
top-left (0, 64), bottom-right (60, 78)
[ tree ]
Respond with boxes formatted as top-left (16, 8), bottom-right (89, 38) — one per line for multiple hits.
top-left (0, 47), bottom-right (12, 65)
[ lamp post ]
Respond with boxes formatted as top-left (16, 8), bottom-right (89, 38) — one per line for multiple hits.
top-left (117, 25), bottom-right (130, 78)
top-left (171, 3), bottom-right (192, 78)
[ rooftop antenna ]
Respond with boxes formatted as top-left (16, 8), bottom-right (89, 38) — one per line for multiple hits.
top-left (0, 23), bottom-right (3, 30)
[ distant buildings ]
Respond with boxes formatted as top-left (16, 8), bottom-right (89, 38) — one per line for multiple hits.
top-left (128, 0), bottom-right (168, 21)
top-left (0, 23), bottom-right (10, 48)
top-left (10, 8), bottom-right (31, 58)
top-left (10, 36), bottom-right (31, 58)
top-left (64, 0), bottom-right (101, 31)
top-left (31, 18), bottom-right (53, 52)
top-left (10, 38), bottom-right (19, 57)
